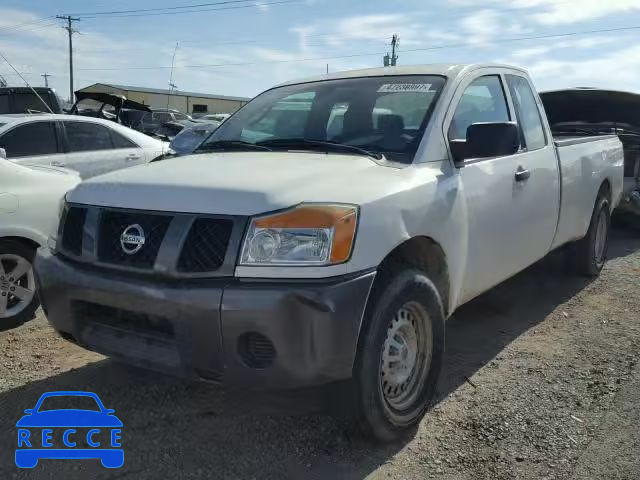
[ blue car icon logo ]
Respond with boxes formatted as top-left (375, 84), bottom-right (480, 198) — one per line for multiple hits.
top-left (16, 391), bottom-right (123, 468)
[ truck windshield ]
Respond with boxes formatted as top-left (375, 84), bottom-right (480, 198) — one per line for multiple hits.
top-left (199, 75), bottom-right (446, 163)
top-left (2, 92), bottom-right (54, 113)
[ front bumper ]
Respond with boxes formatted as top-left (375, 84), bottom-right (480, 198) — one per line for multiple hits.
top-left (35, 249), bottom-right (375, 390)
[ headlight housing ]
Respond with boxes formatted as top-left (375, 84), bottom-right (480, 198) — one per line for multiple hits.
top-left (240, 204), bottom-right (358, 266)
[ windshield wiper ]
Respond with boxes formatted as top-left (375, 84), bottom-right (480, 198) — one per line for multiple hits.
top-left (256, 138), bottom-right (383, 160)
top-left (195, 140), bottom-right (273, 152)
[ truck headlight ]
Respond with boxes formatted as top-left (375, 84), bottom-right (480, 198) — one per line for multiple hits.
top-left (240, 204), bottom-right (358, 266)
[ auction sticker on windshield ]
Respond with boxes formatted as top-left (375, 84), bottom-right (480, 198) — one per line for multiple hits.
top-left (15, 391), bottom-right (123, 468)
top-left (377, 83), bottom-right (433, 93)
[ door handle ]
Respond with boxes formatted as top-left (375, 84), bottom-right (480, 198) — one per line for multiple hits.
top-left (50, 160), bottom-right (65, 167)
top-left (125, 154), bottom-right (142, 161)
top-left (515, 167), bottom-right (530, 182)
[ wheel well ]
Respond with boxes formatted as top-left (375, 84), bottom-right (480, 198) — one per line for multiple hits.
top-left (599, 179), bottom-right (611, 205)
top-left (378, 236), bottom-right (450, 315)
top-left (0, 236), bottom-right (40, 251)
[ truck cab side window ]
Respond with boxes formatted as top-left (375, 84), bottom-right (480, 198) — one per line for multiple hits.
top-left (0, 121), bottom-right (59, 157)
top-left (449, 75), bottom-right (510, 140)
top-left (506, 75), bottom-right (547, 151)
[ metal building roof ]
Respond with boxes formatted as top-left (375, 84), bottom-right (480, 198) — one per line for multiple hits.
top-left (79, 83), bottom-right (250, 102)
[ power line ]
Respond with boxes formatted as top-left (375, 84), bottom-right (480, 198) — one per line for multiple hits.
top-left (65, 0), bottom-right (257, 16)
top-left (0, 16), bottom-right (55, 33)
top-left (0, 19), bottom-right (60, 36)
top-left (401, 24), bottom-right (640, 55)
top-left (78, 0), bottom-right (302, 19)
top-left (73, 23), bottom-right (640, 72)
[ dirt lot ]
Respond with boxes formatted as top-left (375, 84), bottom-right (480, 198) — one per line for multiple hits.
top-left (1, 229), bottom-right (639, 480)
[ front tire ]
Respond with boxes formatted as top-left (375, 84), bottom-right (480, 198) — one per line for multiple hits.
top-left (352, 268), bottom-right (445, 442)
top-left (0, 239), bottom-right (39, 331)
top-left (567, 194), bottom-right (611, 276)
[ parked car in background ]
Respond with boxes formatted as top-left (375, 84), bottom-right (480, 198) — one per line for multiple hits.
top-left (168, 120), bottom-right (220, 154)
top-left (540, 88), bottom-right (640, 220)
top-left (137, 109), bottom-right (192, 135)
top-left (37, 64), bottom-right (623, 442)
top-left (0, 114), bottom-right (167, 179)
top-left (151, 121), bottom-right (197, 142)
top-left (0, 87), bottom-right (65, 114)
top-left (199, 113), bottom-right (230, 123)
top-left (119, 108), bottom-right (148, 129)
top-left (0, 150), bottom-right (79, 329)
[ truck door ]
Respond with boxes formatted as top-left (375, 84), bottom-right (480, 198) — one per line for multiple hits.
top-left (503, 73), bottom-right (559, 259)
top-left (447, 73), bottom-right (556, 303)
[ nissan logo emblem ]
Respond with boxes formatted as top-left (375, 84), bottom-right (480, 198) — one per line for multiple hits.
top-left (120, 224), bottom-right (146, 255)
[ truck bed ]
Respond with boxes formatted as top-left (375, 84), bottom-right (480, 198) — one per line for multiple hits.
top-left (551, 134), bottom-right (624, 250)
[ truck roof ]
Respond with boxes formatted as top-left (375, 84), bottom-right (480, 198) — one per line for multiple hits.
top-left (0, 86), bottom-right (58, 93)
top-left (276, 63), bottom-right (528, 88)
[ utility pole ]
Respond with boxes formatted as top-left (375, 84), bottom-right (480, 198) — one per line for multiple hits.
top-left (383, 34), bottom-right (399, 67)
top-left (56, 15), bottom-right (80, 102)
top-left (41, 72), bottom-right (52, 87)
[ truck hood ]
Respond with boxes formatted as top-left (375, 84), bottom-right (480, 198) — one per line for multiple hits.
top-left (69, 152), bottom-right (407, 215)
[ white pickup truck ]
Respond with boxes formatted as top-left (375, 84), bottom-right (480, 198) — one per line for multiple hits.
top-left (36, 64), bottom-right (623, 441)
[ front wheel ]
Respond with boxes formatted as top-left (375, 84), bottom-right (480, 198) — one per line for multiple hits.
top-left (566, 194), bottom-right (611, 276)
top-left (0, 240), bottom-right (40, 331)
top-left (352, 268), bottom-right (445, 442)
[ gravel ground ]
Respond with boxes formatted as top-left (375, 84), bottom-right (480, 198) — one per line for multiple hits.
top-left (0, 229), bottom-right (639, 479)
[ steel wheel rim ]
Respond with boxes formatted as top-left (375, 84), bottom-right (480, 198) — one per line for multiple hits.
top-left (379, 301), bottom-right (433, 411)
top-left (0, 254), bottom-right (35, 319)
top-left (594, 210), bottom-right (608, 264)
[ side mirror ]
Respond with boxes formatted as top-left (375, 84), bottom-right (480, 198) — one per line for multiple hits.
top-left (0, 148), bottom-right (6, 159)
top-left (105, 409), bottom-right (115, 414)
top-left (24, 409), bottom-right (34, 414)
top-left (450, 122), bottom-right (519, 165)
top-left (467, 121), bottom-right (519, 159)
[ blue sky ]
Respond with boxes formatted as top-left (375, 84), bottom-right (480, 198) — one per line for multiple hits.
top-left (1, 0), bottom-right (640, 101)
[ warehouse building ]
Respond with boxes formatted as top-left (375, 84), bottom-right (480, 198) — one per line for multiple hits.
top-left (77, 83), bottom-right (250, 115)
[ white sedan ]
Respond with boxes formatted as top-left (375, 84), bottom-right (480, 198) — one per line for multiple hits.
top-left (0, 114), bottom-right (168, 179)
top-left (0, 152), bottom-right (80, 328)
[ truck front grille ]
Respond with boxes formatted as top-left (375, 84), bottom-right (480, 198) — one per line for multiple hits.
top-left (97, 210), bottom-right (172, 269)
top-left (177, 218), bottom-right (233, 272)
top-left (61, 206), bottom-right (87, 256)
top-left (58, 205), bottom-right (241, 276)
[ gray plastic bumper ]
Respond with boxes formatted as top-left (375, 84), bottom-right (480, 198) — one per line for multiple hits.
top-left (34, 249), bottom-right (376, 390)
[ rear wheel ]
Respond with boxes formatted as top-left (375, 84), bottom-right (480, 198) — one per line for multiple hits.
top-left (352, 268), bottom-right (445, 442)
top-left (567, 194), bottom-right (611, 276)
top-left (0, 240), bottom-right (39, 331)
